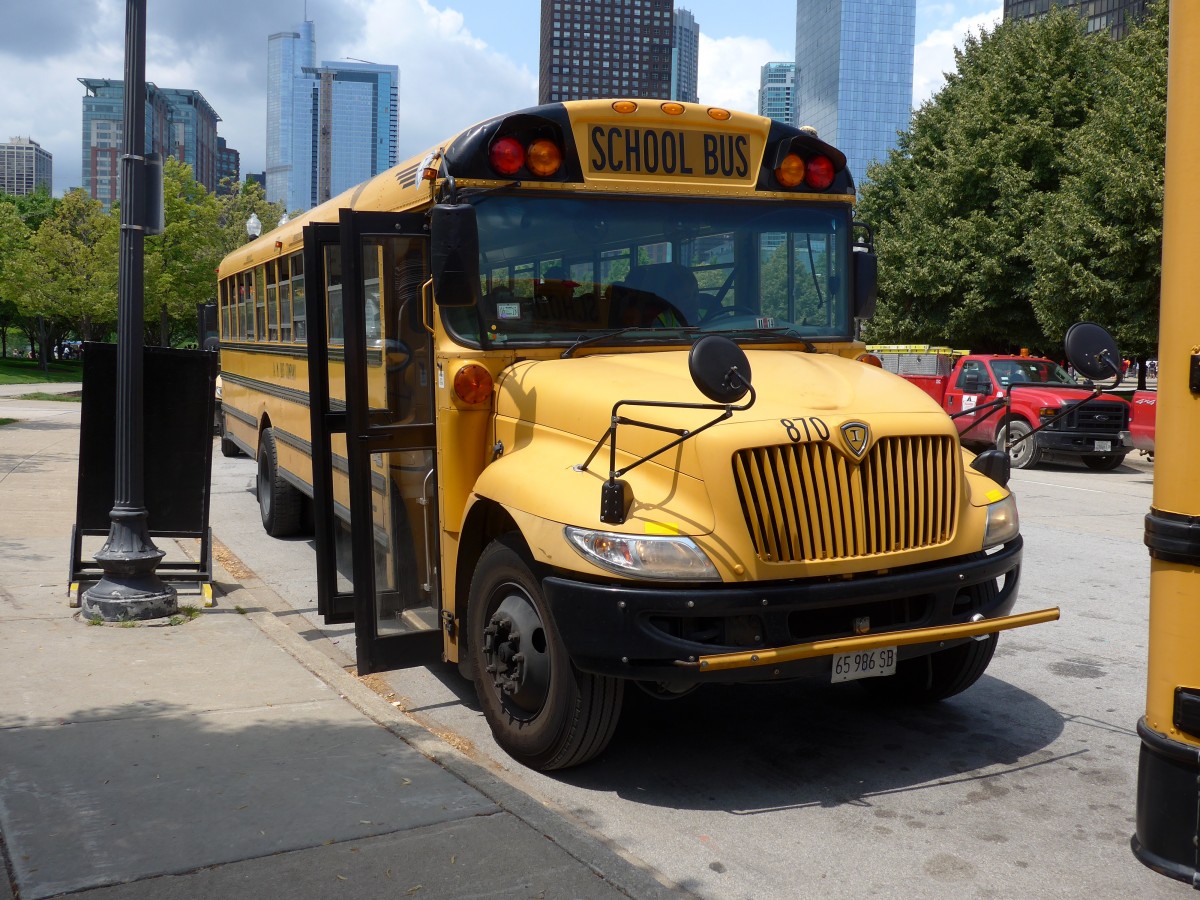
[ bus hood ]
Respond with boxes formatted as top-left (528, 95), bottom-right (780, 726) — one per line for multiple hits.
top-left (494, 348), bottom-right (955, 479)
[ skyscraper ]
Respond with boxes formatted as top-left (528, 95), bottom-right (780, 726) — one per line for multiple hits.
top-left (79, 78), bottom-right (221, 211)
top-left (0, 137), bottom-right (53, 196)
top-left (266, 22), bottom-right (398, 213)
top-left (758, 62), bottom-right (797, 127)
top-left (266, 22), bottom-right (317, 213)
top-left (1004, 0), bottom-right (1147, 39)
top-left (793, 0), bottom-right (915, 183)
top-left (539, 0), bottom-right (674, 103)
top-left (671, 7), bottom-right (699, 104)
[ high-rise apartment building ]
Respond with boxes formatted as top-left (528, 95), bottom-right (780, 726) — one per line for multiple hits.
top-left (1004, 0), bottom-right (1147, 39)
top-left (266, 22), bottom-right (398, 213)
top-left (216, 137), bottom-right (240, 194)
top-left (0, 137), bottom-right (53, 196)
top-left (539, 0), bottom-right (675, 103)
top-left (671, 7), bottom-right (699, 104)
top-left (793, 0), bottom-right (915, 183)
top-left (758, 62), bottom-right (797, 127)
top-left (79, 78), bottom-right (221, 210)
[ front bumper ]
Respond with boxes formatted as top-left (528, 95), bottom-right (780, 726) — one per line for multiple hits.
top-left (1035, 428), bottom-right (1131, 455)
top-left (542, 537), bottom-right (1053, 683)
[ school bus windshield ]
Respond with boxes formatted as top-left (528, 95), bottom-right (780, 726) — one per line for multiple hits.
top-left (442, 194), bottom-right (853, 348)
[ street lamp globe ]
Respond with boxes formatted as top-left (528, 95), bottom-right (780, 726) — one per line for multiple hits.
top-left (246, 213), bottom-right (262, 238)
top-left (278, 212), bottom-right (290, 227)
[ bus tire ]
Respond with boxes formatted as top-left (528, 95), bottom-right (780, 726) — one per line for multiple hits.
top-left (219, 416), bottom-right (241, 457)
top-left (468, 535), bottom-right (623, 770)
top-left (997, 418), bottom-right (1041, 469)
top-left (860, 634), bottom-right (998, 704)
top-left (257, 427), bottom-right (302, 537)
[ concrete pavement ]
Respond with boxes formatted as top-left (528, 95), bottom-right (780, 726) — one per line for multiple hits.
top-left (0, 385), bottom-right (679, 900)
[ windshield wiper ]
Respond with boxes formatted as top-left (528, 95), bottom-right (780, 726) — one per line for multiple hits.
top-left (707, 325), bottom-right (817, 352)
top-left (561, 326), bottom-right (695, 358)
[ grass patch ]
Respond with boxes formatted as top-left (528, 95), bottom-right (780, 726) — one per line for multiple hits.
top-left (0, 357), bottom-right (84, 385)
top-left (0, 418), bottom-right (16, 427)
top-left (235, 605), bottom-right (247, 615)
top-left (16, 391), bottom-right (82, 402)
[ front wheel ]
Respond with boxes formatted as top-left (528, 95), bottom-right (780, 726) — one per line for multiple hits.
top-left (1082, 454), bottom-right (1126, 471)
top-left (860, 634), bottom-right (999, 703)
top-left (468, 536), bottom-right (623, 770)
top-left (997, 419), bottom-right (1041, 469)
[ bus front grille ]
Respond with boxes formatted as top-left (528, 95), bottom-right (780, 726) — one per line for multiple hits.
top-left (732, 436), bottom-right (958, 563)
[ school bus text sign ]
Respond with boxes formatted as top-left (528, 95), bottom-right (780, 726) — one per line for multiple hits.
top-left (582, 124), bottom-right (763, 184)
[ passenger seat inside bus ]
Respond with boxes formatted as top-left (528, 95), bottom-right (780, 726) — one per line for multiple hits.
top-left (614, 262), bottom-right (700, 327)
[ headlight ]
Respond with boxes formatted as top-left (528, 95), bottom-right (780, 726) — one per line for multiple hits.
top-left (983, 494), bottom-right (1020, 548)
top-left (564, 527), bottom-right (720, 581)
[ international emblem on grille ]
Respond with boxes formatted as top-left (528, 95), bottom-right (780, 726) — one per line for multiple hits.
top-left (841, 421), bottom-right (870, 459)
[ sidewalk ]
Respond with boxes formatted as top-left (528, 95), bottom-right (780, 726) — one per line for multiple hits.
top-left (0, 387), bottom-right (678, 900)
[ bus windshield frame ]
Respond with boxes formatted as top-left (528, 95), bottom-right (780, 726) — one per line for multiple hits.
top-left (442, 193), bottom-right (854, 350)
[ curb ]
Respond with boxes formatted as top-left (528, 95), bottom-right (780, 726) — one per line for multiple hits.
top-left (209, 540), bottom-right (686, 900)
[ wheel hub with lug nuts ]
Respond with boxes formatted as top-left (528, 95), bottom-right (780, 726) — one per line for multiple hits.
top-left (482, 593), bottom-right (551, 716)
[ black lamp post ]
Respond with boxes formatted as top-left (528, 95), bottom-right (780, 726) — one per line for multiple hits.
top-left (81, 0), bottom-right (177, 621)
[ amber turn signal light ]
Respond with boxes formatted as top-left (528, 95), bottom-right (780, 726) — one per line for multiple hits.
top-left (453, 364), bottom-right (494, 404)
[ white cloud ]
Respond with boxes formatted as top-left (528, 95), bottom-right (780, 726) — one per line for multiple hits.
top-left (913, 6), bottom-right (1002, 107)
top-left (697, 34), bottom-right (789, 114)
top-left (341, 0), bottom-right (537, 161)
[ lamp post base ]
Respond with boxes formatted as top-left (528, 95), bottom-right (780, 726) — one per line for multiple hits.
top-left (80, 512), bottom-right (178, 622)
top-left (81, 574), bottom-right (178, 621)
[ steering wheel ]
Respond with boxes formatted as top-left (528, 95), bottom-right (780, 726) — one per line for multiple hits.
top-left (701, 304), bottom-right (758, 324)
top-left (384, 338), bottom-right (413, 373)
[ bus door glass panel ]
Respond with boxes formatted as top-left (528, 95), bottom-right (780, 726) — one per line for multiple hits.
top-left (327, 250), bottom-right (345, 345)
top-left (353, 233), bottom-right (438, 647)
top-left (322, 243), bottom-right (354, 598)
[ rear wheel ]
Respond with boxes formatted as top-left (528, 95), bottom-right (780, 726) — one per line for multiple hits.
top-left (997, 419), bottom-right (1041, 469)
top-left (1082, 454), bottom-right (1125, 471)
top-left (468, 535), bottom-right (623, 770)
top-left (257, 427), bottom-right (302, 536)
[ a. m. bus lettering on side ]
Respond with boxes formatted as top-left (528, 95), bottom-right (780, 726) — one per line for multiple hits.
top-left (589, 126), bottom-right (750, 177)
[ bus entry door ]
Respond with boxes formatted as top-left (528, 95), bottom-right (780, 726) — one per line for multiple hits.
top-left (305, 211), bottom-right (441, 674)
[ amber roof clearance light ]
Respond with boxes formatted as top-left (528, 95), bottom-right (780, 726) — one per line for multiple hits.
top-left (526, 138), bottom-right (563, 177)
top-left (774, 153), bottom-right (806, 189)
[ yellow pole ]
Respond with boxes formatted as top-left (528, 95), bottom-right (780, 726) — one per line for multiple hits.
top-left (1132, 0), bottom-right (1200, 886)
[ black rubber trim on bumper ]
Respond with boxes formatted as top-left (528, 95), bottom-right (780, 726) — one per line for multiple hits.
top-left (1034, 430), bottom-right (1127, 454)
top-left (1131, 717), bottom-right (1200, 888)
top-left (1145, 508), bottom-right (1200, 567)
top-left (541, 537), bottom-right (1022, 683)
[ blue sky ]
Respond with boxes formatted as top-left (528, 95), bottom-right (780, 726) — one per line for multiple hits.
top-left (0, 0), bottom-right (1003, 196)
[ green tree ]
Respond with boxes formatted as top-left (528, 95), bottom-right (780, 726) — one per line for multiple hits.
top-left (1026, 0), bottom-right (1167, 370)
top-left (857, 10), bottom-right (1113, 353)
top-left (0, 200), bottom-right (32, 358)
top-left (215, 179), bottom-right (287, 258)
top-left (7, 189), bottom-right (116, 359)
top-left (142, 157), bottom-right (223, 346)
top-left (1, 186), bottom-right (59, 231)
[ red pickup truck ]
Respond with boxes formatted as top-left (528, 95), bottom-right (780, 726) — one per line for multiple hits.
top-left (1130, 390), bottom-right (1156, 458)
top-left (871, 348), bottom-right (1133, 470)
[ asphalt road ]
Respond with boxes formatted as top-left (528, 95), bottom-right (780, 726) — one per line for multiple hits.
top-left (208, 444), bottom-right (1187, 899)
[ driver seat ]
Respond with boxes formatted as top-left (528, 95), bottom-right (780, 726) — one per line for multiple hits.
top-left (619, 263), bottom-right (700, 326)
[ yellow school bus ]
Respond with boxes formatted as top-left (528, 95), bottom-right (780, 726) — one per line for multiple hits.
top-left (216, 98), bottom-right (1057, 771)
